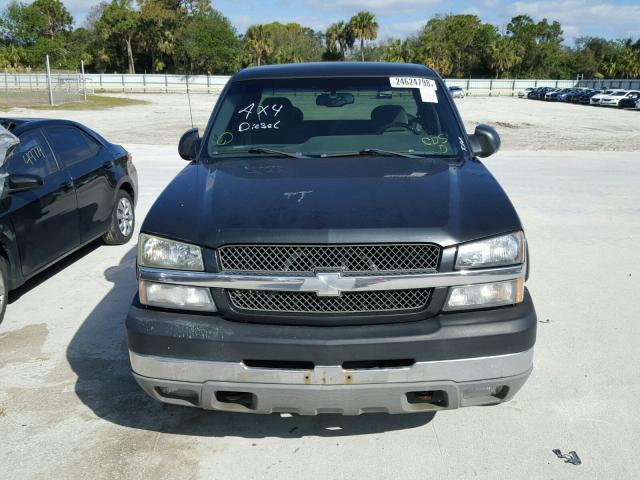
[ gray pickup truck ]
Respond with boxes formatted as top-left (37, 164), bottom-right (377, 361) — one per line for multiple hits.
top-left (127, 62), bottom-right (536, 415)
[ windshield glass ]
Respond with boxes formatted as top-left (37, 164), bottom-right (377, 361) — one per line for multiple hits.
top-left (204, 77), bottom-right (465, 159)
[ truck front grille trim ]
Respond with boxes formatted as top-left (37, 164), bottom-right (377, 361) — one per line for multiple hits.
top-left (227, 288), bottom-right (433, 314)
top-left (218, 244), bottom-right (441, 274)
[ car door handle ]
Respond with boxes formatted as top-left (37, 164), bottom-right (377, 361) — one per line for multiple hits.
top-left (103, 161), bottom-right (114, 169)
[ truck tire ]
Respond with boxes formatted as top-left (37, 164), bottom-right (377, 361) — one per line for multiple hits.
top-left (0, 257), bottom-right (8, 325)
top-left (103, 190), bottom-right (135, 245)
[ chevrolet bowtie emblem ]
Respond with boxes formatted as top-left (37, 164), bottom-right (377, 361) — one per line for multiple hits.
top-left (303, 272), bottom-right (357, 297)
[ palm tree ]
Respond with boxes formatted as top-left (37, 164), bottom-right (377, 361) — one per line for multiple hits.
top-left (244, 25), bottom-right (273, 66)
top-left (325, 21), bottom-right (353, 60)
top-left (488, 37), bottom-right (521, 79)
top-left (382, 39), bottom-right (414, 63)
top-left (348, 11), bottom-right (378, 61)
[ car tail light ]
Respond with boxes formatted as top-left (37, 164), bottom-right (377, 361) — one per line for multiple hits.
top-left (126, 151), bottom-right (133, 163)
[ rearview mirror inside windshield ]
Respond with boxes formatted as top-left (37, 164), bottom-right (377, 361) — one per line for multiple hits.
top-left (316, 92), bottom-right (355, 107)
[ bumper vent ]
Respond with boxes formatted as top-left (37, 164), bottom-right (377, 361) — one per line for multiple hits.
top-left (228, 288), bottom-right (433, 314)
top-left (218, 244), bottom-right (441, 274)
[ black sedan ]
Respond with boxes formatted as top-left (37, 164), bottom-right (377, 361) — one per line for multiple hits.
top-left (0, 118), bottom-right (138, 324)
top-left (527, 87), bottom-right (555, 100)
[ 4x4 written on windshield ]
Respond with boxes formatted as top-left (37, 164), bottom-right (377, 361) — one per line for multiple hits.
top-left (236, 102), bottom-right (285, 132)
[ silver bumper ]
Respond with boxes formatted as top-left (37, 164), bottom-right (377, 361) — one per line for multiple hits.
top-left (130, 349), bottom-right (533, 415)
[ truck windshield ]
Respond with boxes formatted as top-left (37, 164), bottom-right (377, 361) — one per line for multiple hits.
top-left (204, 77), bottom-right (466, 159)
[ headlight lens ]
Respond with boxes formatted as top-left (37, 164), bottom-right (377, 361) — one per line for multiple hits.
top-left (138, 233), bottom-right (204, 271)
top-left (139, 280), bottom-right (216, 312)
top-left (455, 232), bottom-right (524, 269)
top-left (444, 278), bottom-right (524, 311)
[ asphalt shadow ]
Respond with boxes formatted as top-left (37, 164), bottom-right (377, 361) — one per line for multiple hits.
top-left (66, 247), bottom-right (435, 438)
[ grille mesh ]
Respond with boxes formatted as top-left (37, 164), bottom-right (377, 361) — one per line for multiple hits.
top-left (228, 289), bottom-right (433, 314)
top-left (218, 244), bottom-right (440, 274)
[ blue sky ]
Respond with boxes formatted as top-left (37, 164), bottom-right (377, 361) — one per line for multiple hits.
top-left (4, 0), bottom-right (640, 43)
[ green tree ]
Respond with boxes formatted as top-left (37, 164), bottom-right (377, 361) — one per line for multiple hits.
top-left (507, 15), bottom-right (564, 77)
top-left (348, 11), bottom-right (378, 62)
top-left (95, 0), bottom-right (139, 74)
top-left (488, 36), bottom-right (521, 78)
top-left (381, 38), bottom-right (413, 63)
top-left (137, 0), bottom-right (183, 72)
top-left (30, 0), bottom-right (73, 38)
top-left (259, 22), bottom-right (323, 64)
top-left (244, 24), bottom-right (273, 66)
top-left (325, 21), bottom-right (354, 60)
top-left (175, 10), bottom-right (240, 74)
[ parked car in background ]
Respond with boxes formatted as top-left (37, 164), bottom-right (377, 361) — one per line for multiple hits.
top-left (528, 87), bottom-right (555, 100)
top-left (557, 89), bottom-right (584, 102)
top-left (616, 91), bottom-right (640, 109)
top-left (545, 88), bottom-right (573, 101)
top-left (600, 90), bottom-right (638, 107)
top-left (0, 118), bottom-right (138, 325)
top-left (578, 90), bottom-right (603, 104)
top-left (590, 89), bottom-right (622, 105)
top-left (127, 62), bottom-right (536, 415)
top-left (567, 89), bottom-right (593, 103)
top-left (518, 88), bottom-right (533, 98)
top-left (448, 86), bottom-right (466, 98)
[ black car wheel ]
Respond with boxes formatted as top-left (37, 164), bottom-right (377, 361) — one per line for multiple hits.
top-left (103, 190), bottom-right (135, 245)
top-left (0, 257), bottom-right (8, 325)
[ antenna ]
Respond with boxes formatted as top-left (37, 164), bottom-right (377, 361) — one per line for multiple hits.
top-left (186, 73), bottom-right (194, 129)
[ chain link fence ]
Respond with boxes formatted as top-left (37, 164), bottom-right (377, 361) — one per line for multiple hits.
top-left (0, 69), bottom-right (90, 110)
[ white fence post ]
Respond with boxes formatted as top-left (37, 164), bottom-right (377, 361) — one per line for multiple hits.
top-left (45, 54), bottom-right (54, 106)
top-left (81, 60), bottom-right (87, 101)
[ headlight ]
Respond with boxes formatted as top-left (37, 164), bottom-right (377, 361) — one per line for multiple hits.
top-left (139, 280), bottom-right (217, 312)
top-left (138, 233), bottom-right (204, 271)
top-left (455, 232), bottom-right (524, 269)
top-left (444, 278), bottom-right (524, 311)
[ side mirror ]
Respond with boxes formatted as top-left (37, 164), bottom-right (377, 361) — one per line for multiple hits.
top-left (178, 128), bottom-right (200, 161)
top-left (6, 174), bottom-right (43, 193)
top-left (468, 124), bottom-right (501, 158)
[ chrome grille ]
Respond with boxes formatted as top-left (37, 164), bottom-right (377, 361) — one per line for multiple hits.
top-left (228, 289), bottom-right (433, 314)
top-left (218, 244), bottom-right (441, 274)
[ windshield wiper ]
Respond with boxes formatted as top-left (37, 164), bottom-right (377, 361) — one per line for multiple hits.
top-left (247, 148), bottom-right (308, 158)
top-left (210, 148), bottom-right (307, 158)
top-left (322, 148), bottom-right (419, 158)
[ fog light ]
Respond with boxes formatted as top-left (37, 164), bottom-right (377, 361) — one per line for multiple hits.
top-left (461, 385), bottom-right (508, 406)
top-left (444, 278), bottom-right (524, 311)
top-left (463, 385), bottom-right (505, 399)
top-left (139, 280), bottom-right (217, 312)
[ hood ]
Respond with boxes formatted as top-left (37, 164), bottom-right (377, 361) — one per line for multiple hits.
top-left (142, 156), bottom-right (522, 249)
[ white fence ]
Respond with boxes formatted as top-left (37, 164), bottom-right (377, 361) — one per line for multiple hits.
top-left (3, 71), bottom-right (639, 101)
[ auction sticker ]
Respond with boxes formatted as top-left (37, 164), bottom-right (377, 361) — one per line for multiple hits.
top-left (389, 77), bottom-right (438, 103)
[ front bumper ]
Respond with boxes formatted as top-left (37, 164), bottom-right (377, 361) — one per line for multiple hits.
top-left (132, 351), bottom-right (532, 414)
top-left (126, 290), bottom-right (536, 414)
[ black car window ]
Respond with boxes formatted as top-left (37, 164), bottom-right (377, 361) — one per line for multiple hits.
top-left (7, 130), bottom-right (59, 178)
top-left (45, 126), bottom-right (101, 167)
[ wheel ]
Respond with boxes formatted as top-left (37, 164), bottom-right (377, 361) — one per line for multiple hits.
top-left (103, 190), bottom-right (135, 245)
top-left (0, 257), bottom-right (8, 325)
